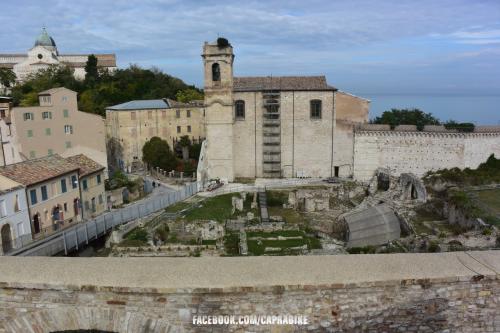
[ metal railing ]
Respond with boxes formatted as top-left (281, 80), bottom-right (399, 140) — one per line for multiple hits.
top-left (8, 182), bottom-right (199, 256)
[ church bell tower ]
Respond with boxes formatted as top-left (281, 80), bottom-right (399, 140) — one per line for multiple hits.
top-left (202, 38), bottom-right (235, 182)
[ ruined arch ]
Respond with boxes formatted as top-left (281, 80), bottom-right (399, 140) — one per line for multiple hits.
top-left (3, 307), bottom-right (176, 333)
top-left (399, 173), bottom-right (427, 202)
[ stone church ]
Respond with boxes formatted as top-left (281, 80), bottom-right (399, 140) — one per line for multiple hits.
top-left (0, 28), bottom-right (116, 82)
top-left (199, 38), bottom-right (369, 182)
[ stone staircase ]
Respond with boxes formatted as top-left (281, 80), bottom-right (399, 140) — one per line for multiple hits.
top-left (258, 190), bottom-right (270, 223)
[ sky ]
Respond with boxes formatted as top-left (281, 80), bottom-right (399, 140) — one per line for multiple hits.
top-left (1, 0), bottom-right (500, 122)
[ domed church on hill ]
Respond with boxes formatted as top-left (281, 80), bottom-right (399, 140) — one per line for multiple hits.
top-left (0, 28), bottom-right (116, 82)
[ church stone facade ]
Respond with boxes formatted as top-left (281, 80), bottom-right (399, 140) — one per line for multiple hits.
top-left (199, 38), bottom-right (500, 184)
top-left (0, 28), bottom-right (116, 82)
top-left (200, 39), bottom-right (369, 182)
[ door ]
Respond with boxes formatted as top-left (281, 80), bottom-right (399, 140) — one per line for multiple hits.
top-left (1, 224), bottom-right (12, 253)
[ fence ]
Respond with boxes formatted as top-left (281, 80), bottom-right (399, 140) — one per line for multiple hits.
top-left (9, 182), bottom-right (198, 257)
top-left (202, 178), bottom-right (325, 197)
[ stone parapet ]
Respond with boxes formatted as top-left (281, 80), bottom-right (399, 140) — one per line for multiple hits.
top-left (0, 252), bottom-right (499, 332)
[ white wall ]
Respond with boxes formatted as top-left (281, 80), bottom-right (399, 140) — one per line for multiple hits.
top-left (353, 130), bottom-right (500, 181)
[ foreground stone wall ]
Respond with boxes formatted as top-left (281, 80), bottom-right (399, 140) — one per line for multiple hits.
top-left (0, 252), bottom-right (499, 332)
top-left (353, 129), bottom-right (500, 181)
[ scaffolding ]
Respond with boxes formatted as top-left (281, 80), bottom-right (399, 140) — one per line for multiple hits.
top-left (262, 86), bottom-right (281, 177)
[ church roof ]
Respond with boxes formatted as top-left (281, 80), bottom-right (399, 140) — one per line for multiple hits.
top-left (107, 99), bottom-right (170, 110)
top-left (34, 28), bottom-right (57, 48)
top-left (233, 76), bottom-right (337, 92)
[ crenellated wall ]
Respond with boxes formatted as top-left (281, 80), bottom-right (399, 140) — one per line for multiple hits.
top-left (0, 251), bottom-right (499, 333)
top-left (353, 126), bottom-right (500, 181)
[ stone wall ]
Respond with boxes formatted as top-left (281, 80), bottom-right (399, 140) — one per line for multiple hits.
top-left (353, 129), bottom-right (500, 181)
top-left (0, 252), bottom-right (499, 332)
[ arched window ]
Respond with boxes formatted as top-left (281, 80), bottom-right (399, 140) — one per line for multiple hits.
top-left (212, 63), bottom-right (221, 82)
top-left (310, 99), bottom-right (322, 119)
top-left (235, 100), bottom-right (245, 120)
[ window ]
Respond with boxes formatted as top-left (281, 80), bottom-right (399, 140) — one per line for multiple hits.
top-left (14, 195), bottom-right (20, 212)
top-left (310, 100), bottom-right (322, 119)
top-left (61, 179), bottom-right (67, 193)
top-left (42, 112), bottom-right (52, 119)
top-left (148, 111), bottom-right (153, 119)
top-left (29, 151), bottom-right (36, 158)
top-left (0, 200), bottom-right (6, 218)
top-left (27, 130), bottom-right (33, 138)
top-left (82, 179), bottom-right (88, 191)
top-left (131, 112), bottom-right (136, 120)
top-left (71, 175), bottom-right (78, 189)
top-left (63, 109), bottom-right (69, 118)
top-left (187, 110), bottom-right (191, 118)
top-left (63, 203), bottom-right (68, 212)
top-left (45, 128), bottom-right (51, 136)
top-left (235, 100), bottom-right (245, 120)
top-left (23, 113), bottom-right (34, 121)
top-left (30, 189), bottom-right (37, 205)
top-left (48, 149), bottom-right (53, 156)
top-left (187, 125), bottom-right (192, 133)
top-left (162, 110), bottom-right (166, 118)
top-left (41, 185), bottom-right (48, 201)
top-left (96, 174), bottom-right (101, 184)
top-left (62, 96), bottom-right (68, 102)
top-left (65, 141), bottom-right (72, 149)
top-left (64, 125), bottom-right (73, 134)
top-left (177, 126), bottom-right (181, 133)
top-left (98, 194), bottom-right (103, 205)
top-left (212, 63), bottom-right (220, 81)
top-left (176, 110), bottom-right (180, 118)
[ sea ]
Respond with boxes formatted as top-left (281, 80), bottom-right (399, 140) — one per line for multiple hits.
top-left (363, 95), bottom-right (500, 125)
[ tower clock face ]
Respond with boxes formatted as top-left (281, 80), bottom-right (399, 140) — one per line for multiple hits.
top-left (37, 54), bottom-right (43, 59)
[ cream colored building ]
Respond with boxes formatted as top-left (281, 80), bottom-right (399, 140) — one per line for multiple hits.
top-left (106, 99), bottom-right (205, 172)
top-left (0, 87), bottom-right (107, 173)
top-left (65, 154), bottom-right (106, 220)
top-left (200, 39), bottom-right (369, 182)
top-left (0, 28), bottom-right (116, 83)
top-left (0, 155), bottom-right (82, 238)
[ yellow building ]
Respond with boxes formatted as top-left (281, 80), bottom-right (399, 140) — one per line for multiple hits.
top-left (65, 154), bottom-right (106, 220)
top-left (0, 88), bottom-right (107, 173)
top-left (0, 155), bottom-right (82, 238)
top-left (106, 99), bottom-right (205, 172)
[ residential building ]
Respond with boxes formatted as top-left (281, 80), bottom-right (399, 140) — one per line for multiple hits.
top-left (0, 87), bottom-right (107, 173)
top-left (106, 99), bottom-right (205, 172)
top-left (0, 28), bottom-right (116, 83)
top-left (0, 155), bottom-right (82, 238)
top-left (0, 177), bottom-right (30, 254)
top-left (65, 154), bottom-right (106, 220)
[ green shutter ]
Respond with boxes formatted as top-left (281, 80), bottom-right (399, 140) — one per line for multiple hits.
top-left (63, 109), bottom-right (69, 118)
top-left (45, 128), bottom-right (51, 136)
top-left (27, 130), bottom-right (33, 137)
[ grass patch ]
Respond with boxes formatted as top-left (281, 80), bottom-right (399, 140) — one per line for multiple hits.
top-left (266, 191), bottom-right (289, 207)
top-left (124, 228), bottom-right (148, 242)
top-left (223, 232), bottom-right (240, 256)
top-left (267, 206), bottom-right (305, 224)
top-left (118, 239), bottom-right (148, 247)
top-left (184, 194), bottom-right (235, 222)
top-left (165, 201), bottom-right (192, 213)
top-left (246, 230), bottom-right (321, 256)
top-left (475, 189), bottom-right (500, 215)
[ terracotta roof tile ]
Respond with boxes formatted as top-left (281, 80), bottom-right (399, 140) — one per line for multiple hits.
top-left (0, 155), bottom-right (79, 186)
top-left (234, 76), bottom-right (336, 92)
top-left (64, 154), bottom-right (105, 177)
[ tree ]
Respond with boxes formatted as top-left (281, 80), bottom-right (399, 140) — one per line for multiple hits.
top-left (444, 120), bottom-right (475, 133)
top-left (142, 136), bottom-right (177, 172)
top-left (372, 108), bottom-right (440, 131)
top-left (178, 135), bottom-right (191, 161)
top-left (175, 88), bottom-right (204, 103)
top-left (84, 54), bottom-right (99, 85)
top-left (0, 68), bottom-right (16, 93)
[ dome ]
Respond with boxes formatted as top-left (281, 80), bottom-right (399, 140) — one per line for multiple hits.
top-left (34, 28), bottom-right (56, 48)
